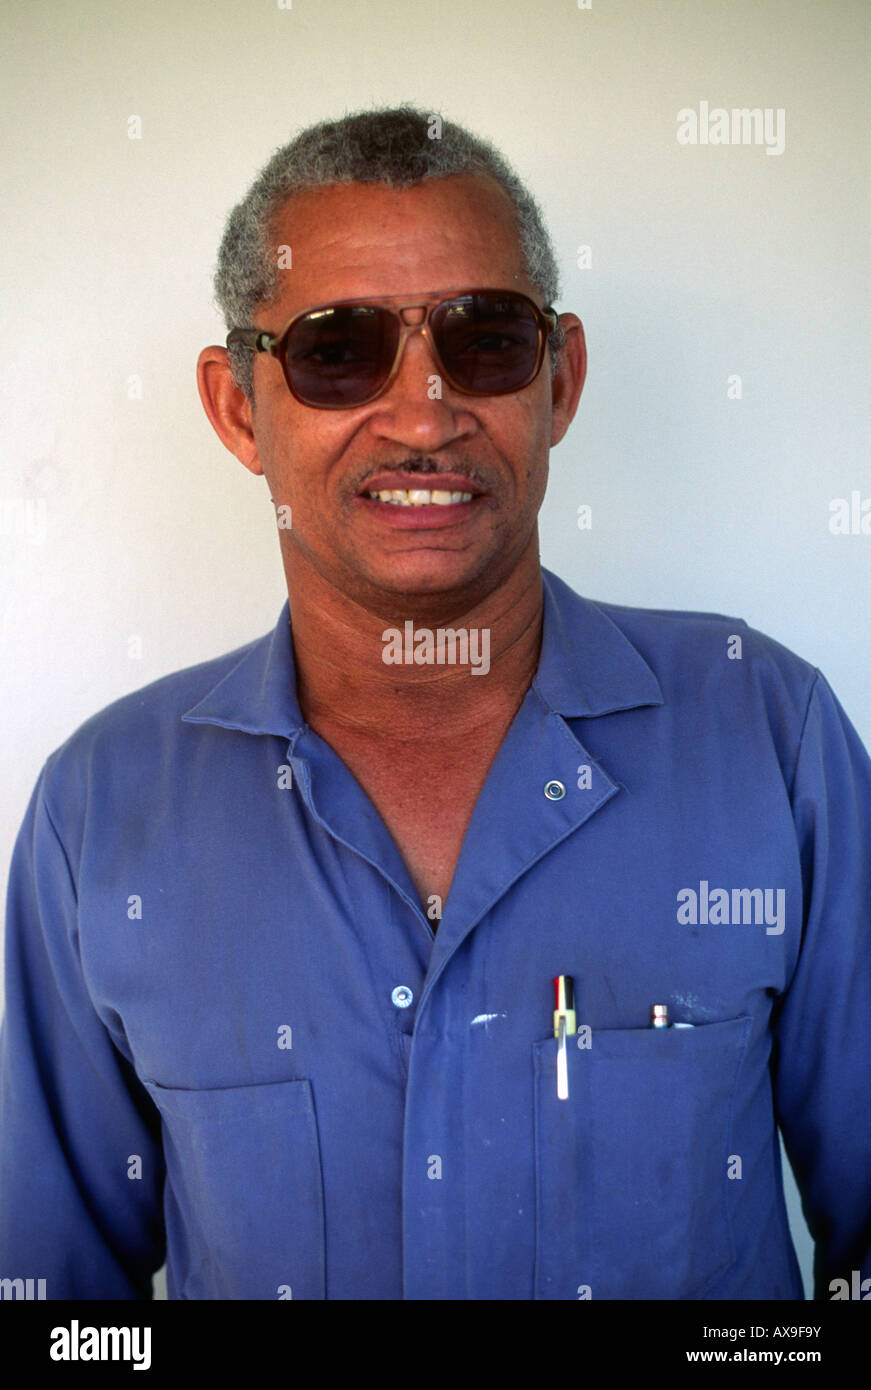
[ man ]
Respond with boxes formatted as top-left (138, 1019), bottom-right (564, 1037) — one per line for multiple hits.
top-left (1, 106), bottom-right (869, 1301)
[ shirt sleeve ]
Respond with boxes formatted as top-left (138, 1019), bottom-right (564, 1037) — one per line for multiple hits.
top-left (0, 765), bottom-right (166, 1299)
top-left (772, 669), bottom-right (871, 1300)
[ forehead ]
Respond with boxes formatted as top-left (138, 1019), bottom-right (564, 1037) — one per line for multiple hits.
top-left (265, 174), bottom-right (533, 311)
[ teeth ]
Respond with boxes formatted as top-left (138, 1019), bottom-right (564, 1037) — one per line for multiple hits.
top-left (366, 489), bottom-right (474, 506)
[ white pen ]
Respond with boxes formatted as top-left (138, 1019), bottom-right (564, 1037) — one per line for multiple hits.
top-left (553, 975), bottom-right (577, 1099)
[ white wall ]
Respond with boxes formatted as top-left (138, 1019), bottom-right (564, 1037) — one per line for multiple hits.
top-left (3, 0), bottom-right (869, 1302)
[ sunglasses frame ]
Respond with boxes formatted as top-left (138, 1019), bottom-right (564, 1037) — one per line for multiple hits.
top-left (226, 287), bottom-right (559, 409)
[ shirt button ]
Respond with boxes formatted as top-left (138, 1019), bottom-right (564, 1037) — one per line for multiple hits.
top-left (544, 779), bottom-right (566, 800)
top-left (391, 985), bottom-right (414, 1009)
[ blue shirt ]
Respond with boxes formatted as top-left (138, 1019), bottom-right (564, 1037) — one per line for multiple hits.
top-left (2, 569), bottom-right (870, 1300)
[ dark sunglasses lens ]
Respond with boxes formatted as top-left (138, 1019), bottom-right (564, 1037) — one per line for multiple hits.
top-left (285, 305), bottom-right (399, 406)
top-left (433, 293), bottom-right (542, 393)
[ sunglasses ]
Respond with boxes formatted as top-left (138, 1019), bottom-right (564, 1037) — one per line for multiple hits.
top-left (226, 287), bottom-right (558, 409)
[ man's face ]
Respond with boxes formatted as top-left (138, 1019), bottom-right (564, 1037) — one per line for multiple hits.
top-left (240, 173), bottom-right (580, 610)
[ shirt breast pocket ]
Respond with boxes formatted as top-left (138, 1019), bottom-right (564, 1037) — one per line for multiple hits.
top-left (142, 1076), bottom-right (325, 1299)
top-left (532, 1015), bottom-right (751, 1300)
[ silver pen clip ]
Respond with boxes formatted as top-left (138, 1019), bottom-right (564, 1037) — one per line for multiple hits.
top-left (556, 1014), bottom-right (569, 1100)
top-left (553, 976), bottom-right (576, 1100)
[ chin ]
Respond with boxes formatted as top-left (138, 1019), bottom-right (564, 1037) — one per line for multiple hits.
top-left (355, 553), bottom-right (493, 604)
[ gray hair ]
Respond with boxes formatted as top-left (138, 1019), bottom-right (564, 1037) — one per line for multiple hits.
top-left (213, 105), bottom-right (565, 400)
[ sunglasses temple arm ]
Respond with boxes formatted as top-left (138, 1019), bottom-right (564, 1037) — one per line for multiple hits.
top-left (226, 329), bottom-right (278, 355)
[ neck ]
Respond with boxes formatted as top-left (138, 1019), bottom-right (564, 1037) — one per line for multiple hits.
top-left (286, 545), bottom-right (545, 743)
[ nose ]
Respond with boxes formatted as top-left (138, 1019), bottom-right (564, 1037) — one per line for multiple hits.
top-left (367, 319), bottom-right (472, 451)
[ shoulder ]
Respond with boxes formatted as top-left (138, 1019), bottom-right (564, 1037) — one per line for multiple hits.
top-left (546, 569), bottom-right (819, 707)
top-left (600, 594), bottom-right (816, 713)
top-left (542, 567), bottom-right (823, 764)
top-left (38, 630), bottom-right (266, 816)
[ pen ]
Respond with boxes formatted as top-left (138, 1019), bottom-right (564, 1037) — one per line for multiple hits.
top-left (650, 1003), bottom-right (695, 1029)
top-left (553, 975), bottom-right (577, 1099)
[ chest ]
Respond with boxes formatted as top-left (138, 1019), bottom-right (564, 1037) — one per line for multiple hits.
top-left (314, 724), bottom-right (503, 914)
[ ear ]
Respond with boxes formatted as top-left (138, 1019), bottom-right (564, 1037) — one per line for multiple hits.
top-left (549, 314), bottom-right (587, 448)
top-left (196, 346), bottom-right (263, 476)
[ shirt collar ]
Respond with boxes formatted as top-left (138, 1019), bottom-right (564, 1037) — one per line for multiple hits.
top-left (181, 566), bottom-right (664, 740)
top-left (533, 569), bottom-right (664, 717)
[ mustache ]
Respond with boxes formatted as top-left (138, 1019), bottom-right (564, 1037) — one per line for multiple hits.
top-left (352, 455), bottom-right (494, 490)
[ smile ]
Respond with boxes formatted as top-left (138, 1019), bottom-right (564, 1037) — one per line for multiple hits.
top-left (363, 489), bottom-right (474, 507)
